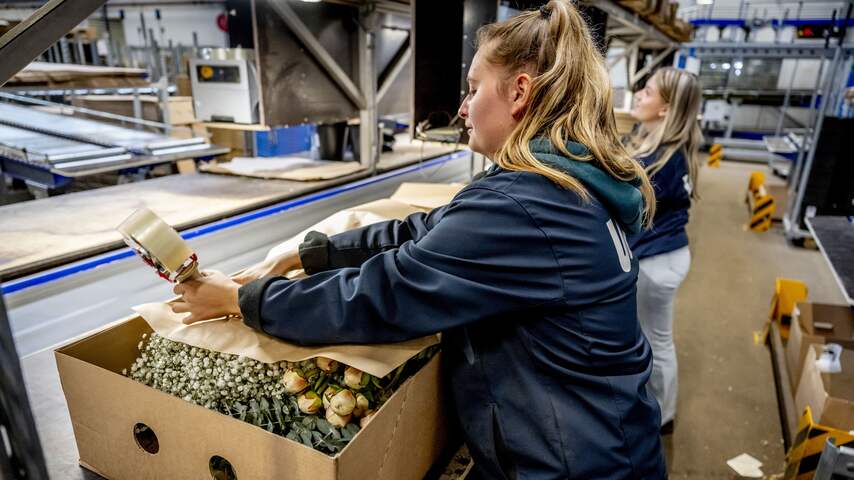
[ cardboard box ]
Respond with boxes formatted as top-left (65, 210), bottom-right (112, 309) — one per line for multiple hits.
top-left (766, 184), bottom-right (788, 221)
top-left (169, 122), bottom-right (209, 141)
top-left (786, 302), bottom-right (854, 388)
top-left (795, 344), bottom-right (854, 431)
top-left (56, 315), bottom-right (449, 480)
top-left (72, 95), bottom-right (196, 125)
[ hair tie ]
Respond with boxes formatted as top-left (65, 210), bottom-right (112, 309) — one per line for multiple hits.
top-left (540, 4), bottom-right (551, 19)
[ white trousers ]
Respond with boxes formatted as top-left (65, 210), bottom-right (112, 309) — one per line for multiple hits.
top-left (637, 246), bottom-right (691, 426)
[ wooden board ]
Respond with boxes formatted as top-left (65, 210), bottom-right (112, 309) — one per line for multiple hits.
top-left (0, 142), bottom-right (462, 280)
top-left (8, 62), bottom-right (149, 88)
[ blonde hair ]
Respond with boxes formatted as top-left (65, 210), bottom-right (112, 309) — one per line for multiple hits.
top-left (627, 67), bottom-right (704, 199)
top-left (476, 0), bottom-right (655, 226)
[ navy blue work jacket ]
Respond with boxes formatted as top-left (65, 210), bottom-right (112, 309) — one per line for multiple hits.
top-left (629, 148), bottom-right (692, 259)
top-left (240, 166), bottom-right (666, 479)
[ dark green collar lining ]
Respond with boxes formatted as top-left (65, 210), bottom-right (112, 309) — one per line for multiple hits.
top-left (528, 137), bottom-right (644, 234)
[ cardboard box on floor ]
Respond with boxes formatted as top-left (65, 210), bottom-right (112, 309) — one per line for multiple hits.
top-left (795, 344), bottom-right (854, 431)
top-left (55, 182), bottom-right (465, 479)
top-left (786, 302), bottom-right (854, 388)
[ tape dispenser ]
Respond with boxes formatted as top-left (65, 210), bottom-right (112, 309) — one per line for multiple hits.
top-left (117, 208), bottom-right (200, 283)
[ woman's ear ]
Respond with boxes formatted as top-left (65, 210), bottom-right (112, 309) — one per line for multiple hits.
top-left (658, 105), bottom-right (669, 118)
top-left (510, 73), bottom-right (533, 119)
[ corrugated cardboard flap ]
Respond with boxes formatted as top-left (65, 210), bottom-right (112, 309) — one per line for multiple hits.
top-left (795, 344), bottom-right (854, 431)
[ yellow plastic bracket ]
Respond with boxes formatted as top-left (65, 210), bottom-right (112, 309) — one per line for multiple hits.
top-left (769, 278), bottom-right (808, 339)
top-left (784, 407), bottom-right (854, 480)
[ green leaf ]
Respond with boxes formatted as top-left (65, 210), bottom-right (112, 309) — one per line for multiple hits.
top-left (299, 430), bottom-right (313, 448)
top-left (301, 416), bottom-right (316, 430)
top-left (343, 423), bottom-right (360, 438)
top-left (272, 399), bottom-right (285, 426)
top-left (315, 419), bottom-right (332, 435)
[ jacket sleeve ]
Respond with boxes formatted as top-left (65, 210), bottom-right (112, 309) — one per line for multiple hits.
top-left (649, 149), bottom-right (690, 206)
top-left (298, 205), bottom-right (447, 274)
top-left (239, 186), bottom-right (565, 345)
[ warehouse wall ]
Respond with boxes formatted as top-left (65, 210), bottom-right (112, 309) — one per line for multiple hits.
top-left (0, 3), bottom-right (228, 49)
top-left (118, 5), bottom-right (228, 48)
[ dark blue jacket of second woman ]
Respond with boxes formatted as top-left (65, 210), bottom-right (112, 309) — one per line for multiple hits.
top-left (629, 148), bottom-right (692, 259)
top-left (238, 139), bottom-right (666, 479)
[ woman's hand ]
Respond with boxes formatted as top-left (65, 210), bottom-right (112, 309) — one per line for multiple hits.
top-left (171, 270), bottom-right (242, 324)
top-left (232, 249), bottom-right (302, 285)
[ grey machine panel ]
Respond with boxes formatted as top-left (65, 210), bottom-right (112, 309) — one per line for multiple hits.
top-left (254, 0), bottom-right (361, 126)
top-left (251, 0), bottom-right (413, 126)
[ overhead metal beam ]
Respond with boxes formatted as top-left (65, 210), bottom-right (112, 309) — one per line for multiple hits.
top-left (377, 41), bottom-right (411, 103)
top-left (608, 15), bottom-right (646, 35)
top-left (0, 0), bottom-right (108, 86)
top-left (632, 45), bottom-right (676, 85)
top-left (607, 34), bottom-right (645, 69)
top-left (321, 0), bottom-right (410, 16)
top-left (583, 0), bottom-right (675, 46)
top-left (267, 0), bottom-right (366, 110)
top-left (607, 26), bottom-right (644, 36)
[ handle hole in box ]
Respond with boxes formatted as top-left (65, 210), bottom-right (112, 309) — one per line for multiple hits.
top-left (209, 455), bottom-right (237, 479)
top-left (132, 423), bottom-right (159, 454)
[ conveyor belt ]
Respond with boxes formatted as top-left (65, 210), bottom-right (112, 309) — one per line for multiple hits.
top-left (4, 150), bottom-right (471, 359)
top-left (0, 122), bottom-right (132, 170)
top-left (0, 103), bottom-right (225, 177)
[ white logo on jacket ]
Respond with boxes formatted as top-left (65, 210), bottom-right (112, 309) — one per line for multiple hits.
top-left (606, 219), bottom-right (633, 273)
top-left (683, 174), bottom-right (692, 195)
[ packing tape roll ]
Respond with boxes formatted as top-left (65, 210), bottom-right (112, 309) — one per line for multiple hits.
top-left (117, 208), bottom-right (197, 282)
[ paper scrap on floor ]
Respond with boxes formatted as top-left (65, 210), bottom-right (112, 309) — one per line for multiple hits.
top-left (202, 156), bottom-right (364, 181)
top-left (726, 453), bottom-right (763, 478)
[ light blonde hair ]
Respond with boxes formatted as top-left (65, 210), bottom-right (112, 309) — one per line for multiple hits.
top-left (476, 0), bottom-right (655, 226)
top-left (627, 67), bottom-right (704, 199)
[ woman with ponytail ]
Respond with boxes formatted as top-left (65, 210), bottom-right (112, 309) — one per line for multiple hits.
top-left (175, 1), bottom-right (666, 477)
top-left (626, 67), bottom-right (703, 433)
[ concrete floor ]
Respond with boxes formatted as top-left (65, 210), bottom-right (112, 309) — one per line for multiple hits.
top-left (664, 160), bottom-right (844, 478)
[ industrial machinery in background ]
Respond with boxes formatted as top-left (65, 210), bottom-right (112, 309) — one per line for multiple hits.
top-left (189, 48), bottom-right (259, 124)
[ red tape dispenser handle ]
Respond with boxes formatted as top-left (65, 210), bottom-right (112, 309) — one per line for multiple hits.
top-left (117, 208), bottom-right (241, 320)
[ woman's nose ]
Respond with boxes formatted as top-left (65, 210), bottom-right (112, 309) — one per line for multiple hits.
top-left (458, 98), bottom-right (468, 119)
